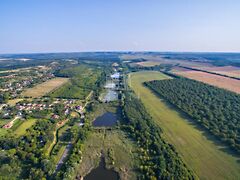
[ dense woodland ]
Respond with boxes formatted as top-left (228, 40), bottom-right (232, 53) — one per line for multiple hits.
top-left (145, 78), bottom-right (240, 153)
top-left (122, 92), bottom-right (195, 179)
top-left (0, 119), bottom-right (56, 179)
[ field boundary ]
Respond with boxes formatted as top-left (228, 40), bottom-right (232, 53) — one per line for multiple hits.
top-left (178, 65), bottom-right (240, 80)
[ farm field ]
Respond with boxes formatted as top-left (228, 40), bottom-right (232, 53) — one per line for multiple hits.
top-left (135, 61), bottom-right (161, 67)
top-left (22, 77), bottom-right (69, 98)
top-left (129, 71), bottom-right (240, 180)
top-left (14, 118), bottom-right (37, 137)
top-left (121, 54), bottom-right (213, 67)
top-left (174, 70), bottom-right (240, 94)
top-left (180, 65), bottom-right (240, 78)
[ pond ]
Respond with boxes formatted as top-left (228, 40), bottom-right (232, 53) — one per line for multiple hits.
top-left (104, 81), bottom-right (116, 89)
top-left (101, 89), bottom-right (118, 102)
top-left (84, 157), bottom-right (118, 180)
top-left (92, 112), bottom-right (118, 127)
top-left (100, 81), bottom-right (118, 102)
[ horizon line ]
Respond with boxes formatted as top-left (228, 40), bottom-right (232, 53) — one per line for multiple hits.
top-left (1, 50), bottom-right (240, 56)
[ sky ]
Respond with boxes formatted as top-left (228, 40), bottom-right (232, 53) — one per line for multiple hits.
top-left (1, 0), bottom-right (240, 54)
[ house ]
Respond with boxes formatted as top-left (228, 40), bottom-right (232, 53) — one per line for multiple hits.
top-left (52, 114), bottom-right (59, 119)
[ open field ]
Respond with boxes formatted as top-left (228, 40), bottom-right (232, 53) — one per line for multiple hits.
top-left (174, 70), bottom-right (240, 94)
top-left (191, 66), bottom-right (240, 78)
top-left (76, 130), bottom-right (139, 180)
top-left (14, 119), bottom-right (37, 137)
top-left (172, 65), bottom-right (240, 78)
top-left (7, 98), bottom-right (23, 106)
top-left (0, 124), bottom-right (10, 136)
top-left (0, 128), bottom-right (8, 136)
top-left (129, 71), bottom-right (240, 180)
top-left (121, 54), bottom-right (213, 67)
top-left (22, 77), bottom-right (69, 98)
top-left (135, 61), bottom-right (161, 67)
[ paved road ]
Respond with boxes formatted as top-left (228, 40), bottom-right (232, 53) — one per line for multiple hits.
top-left (55, 143), bottom-right (72, 171)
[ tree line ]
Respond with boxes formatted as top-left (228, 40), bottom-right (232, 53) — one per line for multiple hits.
top-left (121, 92), bottom-right (196, 179)
top-left (145, 78), bottom-right (240, 153)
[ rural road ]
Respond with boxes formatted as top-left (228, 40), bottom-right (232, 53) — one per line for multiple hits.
top-left (55, 143), bottom-right (72, 171)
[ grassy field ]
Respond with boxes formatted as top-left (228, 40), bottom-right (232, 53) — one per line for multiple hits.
top-left (7, 98), bottom-right (23, 106)
top-left (129, 71), bottom-right (240, 180)
top-left (0, 127), bottom-right (9, 136)
top-left (14, 118), bottom-right (36, 137)
top-left (0, 119), bottom-right (11, 136)
top-left (53, 145), bottom-right (67, 163)
top-left (22, 77), bottom-right (69, 98)
top-left (76, 130), bottom-right (139, 180)
top-left (49, 65), bottom-right (102, 99)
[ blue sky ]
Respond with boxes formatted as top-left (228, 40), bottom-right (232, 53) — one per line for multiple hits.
top-left (0, 0), bottom-right (240, 53)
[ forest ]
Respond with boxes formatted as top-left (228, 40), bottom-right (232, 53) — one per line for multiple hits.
top-left (122, 92), bottom-right (195, 179)
top-left (145, 78), bottom-right (240, 153)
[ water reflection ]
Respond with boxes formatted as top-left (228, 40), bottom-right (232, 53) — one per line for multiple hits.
top-left (84, 156), bottom-right (118, 180)
top-left (93, 112), bottom-right (118, 127)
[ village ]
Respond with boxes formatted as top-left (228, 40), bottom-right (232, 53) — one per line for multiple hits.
top-left (1, 97), bottom-right (86, 129)
top-left (0, 65), bottom-right (55, 99)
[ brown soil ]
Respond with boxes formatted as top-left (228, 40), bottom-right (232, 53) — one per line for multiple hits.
top-left (175, 71), bottom-right (240, 94)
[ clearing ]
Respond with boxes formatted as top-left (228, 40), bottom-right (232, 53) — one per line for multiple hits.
top-left (14, 118), bottom-right (37, 137)
top-left (22, 77), bottom-right (69, 98)
top-left (129, 71), bottom-right (240, 180)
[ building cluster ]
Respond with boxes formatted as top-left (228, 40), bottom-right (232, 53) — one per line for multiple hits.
top-left (1, 98), bottom-right (85, 129)
top-left (16, 102), bottom-right (52, 112)
top-left (0, 72), bottom-right (54, 98)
